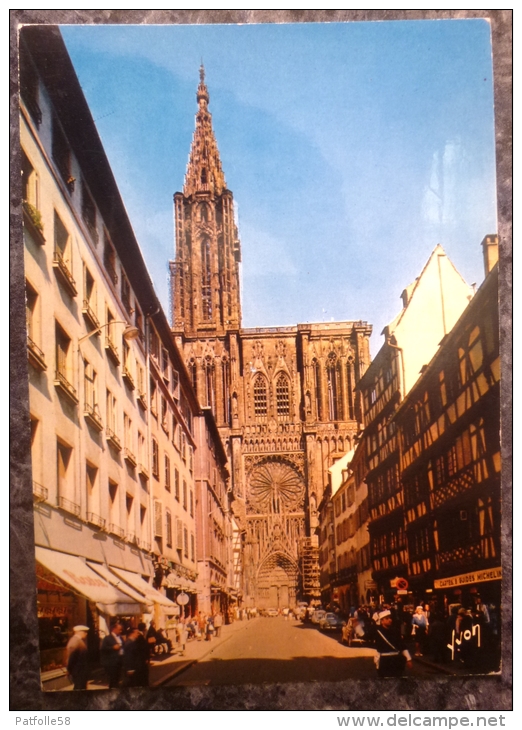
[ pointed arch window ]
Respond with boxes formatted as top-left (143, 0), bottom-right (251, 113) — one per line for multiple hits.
top-left (276, 373), bottom-right (290, 420)
top-left (312, 359), bottom-right (322, 421)
top-left (203, 357), bottom-right (215, 413)
top-left (253, 373), bottom-right (268, 421)
top-left (201, 237), bottom-right (212, 320)
top-left (327, 353), bottom-right (343, 421)
top-left (189, 359), bottom-right (197, 398)
top-left (346, 358), bottom-right (355, 420)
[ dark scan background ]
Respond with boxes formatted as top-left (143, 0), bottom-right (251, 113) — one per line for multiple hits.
top-left (9, 9), bottom-right (512, 712)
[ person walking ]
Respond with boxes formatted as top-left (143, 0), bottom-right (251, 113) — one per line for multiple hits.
top-left (373, 610), bottom-right (413, 678)
top-left (100, 620), bottom-right (124, 688)
top-left (122, 624), bottom-right (149, 687)
top-left (176, 618), bottom-right (188, 655)
top-left (411, 605), bottom-right (429, 656)
top-left (213, 611), bottom-right (223, 637)
top-left (65, 625), bottom-right (90, 690)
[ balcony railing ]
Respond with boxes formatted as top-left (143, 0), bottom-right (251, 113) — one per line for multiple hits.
top-left (122, 367), bottom-right (135, 390)
top-left (82, 299), bottom-right (100, 331)
top-left (84, 402), bottom-right (103, 432)
top-left (32, 481), bottom-right (48, 502)
top-left (54, 370), bottom-right (79, 405)
top-left (104, 336), bottom-right (120, 365)
top-left (86, 512), bottom-right (106, 530)
top-left (140, 541), bottom-right (151, 552)
top-left (53, 251), bottom-right (78, 297)
top-left (58, 496), bottom-right (81, 517)
top-left (123, 447), bottom-right (137, 467)
top-left (108, 523), bottom-right (125, 539)
top-left (27, 337), bottom-right (47, 371)
top-left (106, 428), bottom-right (122, 451)
top-left (126, 533), bottom-right (138, 545)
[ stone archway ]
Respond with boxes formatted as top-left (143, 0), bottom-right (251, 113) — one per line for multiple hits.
top-left (256, 551), bottom-right (298, 609)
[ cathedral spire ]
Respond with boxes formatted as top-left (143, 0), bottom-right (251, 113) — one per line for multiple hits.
top-left (184, 66), bottom-right (226, 197)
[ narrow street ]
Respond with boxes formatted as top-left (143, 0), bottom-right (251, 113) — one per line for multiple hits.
top-left (165, 617), bottom-right (441, 686)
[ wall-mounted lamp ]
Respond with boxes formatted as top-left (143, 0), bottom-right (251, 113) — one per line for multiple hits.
top-left (78, 321), bottom-right (140, 346)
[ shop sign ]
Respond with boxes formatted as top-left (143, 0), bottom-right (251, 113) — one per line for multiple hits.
top-left (176, 592), bottom-right (189, 606)
top-left (37, 605), bottom-right (73, 618)
top-left (365, 580), bottom-right (377, 590)
top-left (433, 566), bottom-right (502, 590)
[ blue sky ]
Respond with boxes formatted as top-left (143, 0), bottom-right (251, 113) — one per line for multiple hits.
top-left (61, 20), bottom-right (497, 354)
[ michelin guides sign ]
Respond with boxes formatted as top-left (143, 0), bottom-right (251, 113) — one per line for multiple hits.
top-left (433, 566), bottom-right (502, 590)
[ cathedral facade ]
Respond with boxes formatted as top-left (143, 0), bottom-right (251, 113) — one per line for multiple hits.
top-left (171, 68), bottom-right (372, 609)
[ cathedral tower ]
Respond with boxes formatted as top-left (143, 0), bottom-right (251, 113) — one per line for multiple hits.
top-left (171, 66), bottom-right (242, 337)
top-left (171, 70), bottom-right (372, 609)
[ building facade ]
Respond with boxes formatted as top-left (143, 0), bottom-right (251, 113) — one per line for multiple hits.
top-left (356, 246), bottom-right (475, 602)
top-left (21, 26), bottom-right (201, 685)
top-left (170, 67), bottom-right (372, 609)
top-left (395, 237), bottom-right (500, 610)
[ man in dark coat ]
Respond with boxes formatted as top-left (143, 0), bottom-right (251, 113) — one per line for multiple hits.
top-left (122, 623), bottom-right (149, 687)
top-left (100, 620), bottom-right (124, 688)
top-left (373, 610), bottom-right (413, 677)
top-left (66, 625), bottom-right (90, 690)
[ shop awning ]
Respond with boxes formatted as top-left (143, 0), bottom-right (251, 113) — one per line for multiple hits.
top-left (35, 547), bottom-right (142, 616)
top-left (109, 566), bottom-right (177, 608)
top-left (87, 561), bottom-right (152, 611)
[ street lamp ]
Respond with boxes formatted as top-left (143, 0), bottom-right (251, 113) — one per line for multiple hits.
top-left (78, 321), bottom-right (140, 345)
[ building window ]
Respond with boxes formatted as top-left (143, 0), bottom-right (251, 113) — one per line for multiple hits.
top-left (19, 40), bottom-right (42, 125)
top-left (203, 357), bottom-right (215, 411)
top-left (149, 328), bottom-right (160, 363)
top-left (126, 493), bottom-right (134, 533)
top-left (57, 440), bottom-right (74, 505)
top-left (54, 212), bottom-right (72, 270)
top-left (154, 500), bottom-right (163, 538)
top-left (52, 115), bottom-right (73, 190)
top-left (150, 377), bottom-right (158, 416)
top-left (174, 468), bottom-right (180, 502)
top-left (183, 526), bottom-right (189, 558)
top-left (190, 533), bottom-right (195, 562)
top-left (81, 179), bottom-right (98, 243)
top-left (201, 237), bottom-right (212, 320)
top-left (327, 353), bottom-right (343, 421)
top-left (276, 372), bottom-right (290, 419)
top-left (86, 462), bottom-right (99, 515)
top-left (182, 480), bottom-right (187, 511)
top-left (253, 373), bottom-right (268, 420)
top-left (312, 359), bottom-right (322, 421)
top-left (135, 304), bottom-right (144, 341)
top-left (22, 149), bottom-right (40, 211)
top-left (164, 454), bottom-right (171, 491)
top-left (166, 509), bottom-right (173, 548)
top-left (152, 438), bottom-right (159, 478)
top-left (189, 489), bottom-right (194, 517)
top-left (121, 273), bottom-right (132, 315)
top-left (103, 232), bottom-right (118, 285)
top-left (161, 397), bottom-right (169, 434)
top-left (55, 322), bottom-right (75, 395)
top-left (26, 282), bottom-right (44, 368)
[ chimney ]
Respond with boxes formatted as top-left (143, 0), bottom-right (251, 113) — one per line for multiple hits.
top-left (481, 234), bottom-right (499, 276)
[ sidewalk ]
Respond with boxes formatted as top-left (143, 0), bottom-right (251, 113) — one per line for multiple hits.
top-left (58, 618), bottom-right (256, 690)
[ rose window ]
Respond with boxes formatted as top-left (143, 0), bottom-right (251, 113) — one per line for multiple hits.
top-left (249, 461), bottom-right (304, 513)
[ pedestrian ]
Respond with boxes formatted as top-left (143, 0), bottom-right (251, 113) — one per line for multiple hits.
top-left (411, 605), bottom-right (429, 656)
top-left (65, 625), bottom-right (90, 690)
top-left (176, 618), bottom-right (188, 655)
top-left (100, 620), bottom-right (124, 688)
top-left (122, 624), bottom-right (149, 687)
top-left (146, 620), bottom-right (158, 655)
top-left (373, 610), bottom-right (413, 677)
top-left (206, 615), bottom-right (215, 641)
top-left (213, 610), bottom-right (223, 638)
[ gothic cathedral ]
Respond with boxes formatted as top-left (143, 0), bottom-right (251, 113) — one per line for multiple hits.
top-left (171, 68), bottom-right (372, 609)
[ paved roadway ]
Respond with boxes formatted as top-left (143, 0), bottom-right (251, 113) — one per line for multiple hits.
top-left (166, 616), bottom-right (440, 686)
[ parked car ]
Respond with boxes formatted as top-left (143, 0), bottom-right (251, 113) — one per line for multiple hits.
top-left (319, 612), bottom-right (345, 632)
top-left (265, 607), bottom-right (279, 617)
top-left (310, 609), bottom-right (327, 625)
